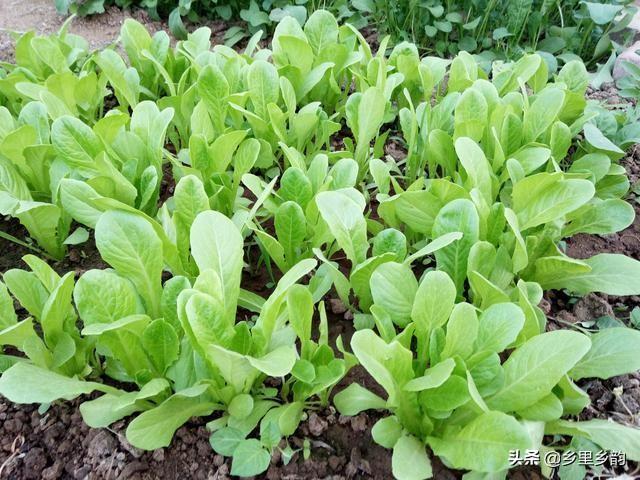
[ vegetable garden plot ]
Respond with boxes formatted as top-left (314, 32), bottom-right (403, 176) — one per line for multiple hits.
top-left (55, 0), bottom-right (639, 70)
top-left (1, 9), bottom-right (640, 479)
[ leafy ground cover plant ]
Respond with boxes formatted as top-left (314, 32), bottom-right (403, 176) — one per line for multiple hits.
top-left (346, 0), bottom-right (638, 67)
top-left (616, 58), bottom-right (640, 99)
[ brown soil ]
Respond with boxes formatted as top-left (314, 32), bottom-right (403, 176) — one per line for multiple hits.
top-left (0, 219), bottom-right (106, 276)
top-left (0, 391), bottom-right (394, 480)
top-left (566, 144), bottom-right (640, 262)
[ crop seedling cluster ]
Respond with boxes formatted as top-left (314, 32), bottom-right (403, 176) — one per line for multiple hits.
top-left (54, 0), bottom-right (638, 70)
top-left (1, 8), bottom-right (640, 479)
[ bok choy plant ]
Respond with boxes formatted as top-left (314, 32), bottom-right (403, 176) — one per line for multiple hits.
top-left (249, 155), bottom-right (367, 273)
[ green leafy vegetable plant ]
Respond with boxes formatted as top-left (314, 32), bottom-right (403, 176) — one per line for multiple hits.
top-left (334, 268), bottom-right (640, 479)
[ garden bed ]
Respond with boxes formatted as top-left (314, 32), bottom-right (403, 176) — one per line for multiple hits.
top-left (0, 77), bottom-right (638, 478)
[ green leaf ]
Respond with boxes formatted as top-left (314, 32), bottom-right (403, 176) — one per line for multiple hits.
top-left (41, 272), bottom-right (75, 346)
top-left (279, 168), bottom-right (313, 206)
top-left (0, 318), bottom-right (36, 349)
top-left (316, 189), bottom-right (368, 266)
top-left (15, 202), bottom-right (64, 259)
top-left (372, 228), bottom-right (407, 261)
top-left (81, 314), bottom-right (149, 336)
top-left (51, 115), bottom-right (102, 169)
top-left (428, 411), bottom-right (529, 472)
top-left (455, 137), bottom-right (493, 203)
top-left (210, 427), bottom-right (246, 456)
top-left (350, 329), bottom-right (413, 405)
top-left (126, 385), bottom-right (215, 450)
top-left (487, 330), bottom-right (591, 411)
top-left (392, 435), bottom-right (432, 480)
top-left (190, 211), bottom-right (244, 323)
top-left (253, 258), bottom-right (317, 347)
top-left (173, 175), bottom-right (210, 269)
top-left (353, 86), bottom-right (386, 147)
top-left (454, 92), bottom-right (488, 141)
top-left (404, 232), bottom-right (464, 266)
top-left (556, 376), bottom-right (590, 415)
top-left (229, 394), bottom-right (254, 419)
top-left (583, 123), bottom-right (624, 155)
top-left (247, 345), bottom-right (297, 377)
top-left (96, 210), bottom-right (163, 318)
top-left (582, 2), bottom-right (623, 25)
top-left (0, 362), bottom-right (113, 404)
top-left (0, 281), bottom-right (17, 328)
top-left (247, 60), bottom-right (279, 119)
top-left (142, 319), bottom-right (179, 373)
top-left (372, 416), bottom-right (403, 449)
top-left (185, 292), bottom-right (233, 354)
top-left (94, 49), bottom-right (140, 107)
top-left (291, 358), bottom-right (315, 383)
top-left (411, 271), bottom-right (456, 334)
top-left (350, 253), bottom-right (396, 311)
top-left (564, 199), bottom-right (634, 236)
top-left (570, 328), bottom-right (640, 380)
top-left (433, 199), bottom-right (479, 293)
top-left (304, 9), bottom-right (338, 56)
top-left (516, 393), bottom-right (563, 421)
top-left (58, 179), bottom-right (104, 229)
top-left (474, 303), bottom-right (525, 353)
top-left (230, 439), bottom-right (271, 476)
top-left (512, 173), bottom-right (594, 230)
top-left (535, 253), bottom-right (640, 295)
top-left (334, 382), bottom-right (387, 415)
top-left (63, 227), bottom-right (89, 245)
top-left (130, 101), bottom-right (173, 160)
top-left (3, 270), bottom-right (48, 320)
top-left (370, 262), bottom-right (418, 327)
top-left (511, 146), bottom-right (551, 175)
top-left (275, 201), bottom-right (306, 266)
top-left (492, 27), bottom-right (512, 40)
top-left (80, 378), bottom-right (170, 428)
top-left (419, 375), bottom-right (470, 411)
top-left (547, 419), bottom-right (640, 461)
top-left (441, 303), bottom-right (478, 359)
top-left (74, 269), bottom-right (141, 326)
top-left (404, 358), bottom-right (455, 392)
top-left (523, 87), bottom-right (565, 142)
top-left (168, 8), bottom-right (188, 39)
top-left (197, 64), bottom-right (229, 133)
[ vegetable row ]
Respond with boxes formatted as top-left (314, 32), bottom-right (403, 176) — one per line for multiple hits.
top-left (2, 11), bottom-right (640, 479)
top-left (55, 0), bottom-right (639, 70)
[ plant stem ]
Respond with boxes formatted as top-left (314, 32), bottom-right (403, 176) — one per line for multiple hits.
top-left (0, 230), bottom-right (57, 261)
